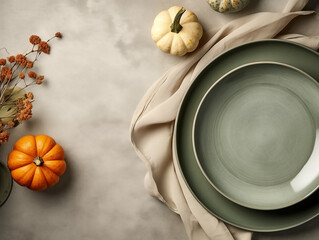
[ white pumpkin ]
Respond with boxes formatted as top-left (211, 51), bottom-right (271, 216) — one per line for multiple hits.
top-left (151, 6), bottom-right (203, 56)
top-left (206, 0), bottom-right (250, 13)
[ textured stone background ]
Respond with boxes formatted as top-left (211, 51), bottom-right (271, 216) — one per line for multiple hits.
top-left (0, 0), bottom-right (318, 239)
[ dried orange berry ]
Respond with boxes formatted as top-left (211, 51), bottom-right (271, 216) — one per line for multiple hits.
top-left (38, 41), bottom-right (50, 54)
top-left (0, 58), bottom-right (6, 65)
top-left (16, 54), bottom-right (27, 65)
top-left (1, 67), bottom-right (10, 81)
top-left (7, 56), bottom-right (15, 63)
top-left (5, 69), bottom-right (12, 80)
top-left (28, 71), bottom-right (37, 79)
top-left (29, 35), bottom-right (41, 45)
top-left (37, 75), bottom-right (44, 80)
top-left (8, 121), bottom-right (15, 128)
top-left (27, 92), bottom-right (34, 100)
top-left (0, 130), bottom-right (10, 143)
top-left (36, 79), bottom-right (43, 85)
top-left (26, 61), bottom-right (33, 68)
top-left (55, 32), bottom-right (62, 38)
top-left (19, 72), bottom-right (25, 79)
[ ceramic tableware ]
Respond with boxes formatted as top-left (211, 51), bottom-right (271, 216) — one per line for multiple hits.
top-left (174, 39), bottom-right (319, 231)
top-left (0, 162), bottom-right (12, 206)
top-left (193, 61), bottom-right (319, 210)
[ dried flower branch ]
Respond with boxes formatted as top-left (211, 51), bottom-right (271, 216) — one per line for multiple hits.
top-left (0, 32), bottom-right (62, 144)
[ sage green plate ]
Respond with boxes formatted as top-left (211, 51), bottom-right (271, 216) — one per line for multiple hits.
top-left (174, 39), bottom-right (319, 232)
top-left (0, 162), bottom-right (12, 206)
top-left (193, 62), bottom-right (319, 210)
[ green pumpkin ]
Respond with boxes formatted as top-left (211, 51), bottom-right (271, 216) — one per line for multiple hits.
top-left (206, 0), bottom-right (250, 13)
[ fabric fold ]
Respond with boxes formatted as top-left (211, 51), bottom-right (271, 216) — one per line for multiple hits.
top-left (130, 0), bottom-right (319, 239)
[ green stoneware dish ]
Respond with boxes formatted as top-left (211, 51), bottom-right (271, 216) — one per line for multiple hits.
top-left (173, 39), bottom-right (319, 232)
top-left (0, 162), bottom-right (12, 206)
top-left (193, 62), bottom-right (319, 210)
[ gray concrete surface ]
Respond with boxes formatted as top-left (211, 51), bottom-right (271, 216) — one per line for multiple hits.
top-left (0, 0), bottom-right (318, 239)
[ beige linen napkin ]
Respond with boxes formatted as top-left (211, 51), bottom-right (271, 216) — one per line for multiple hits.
top-left (130, 0), bottom-right (319, 239)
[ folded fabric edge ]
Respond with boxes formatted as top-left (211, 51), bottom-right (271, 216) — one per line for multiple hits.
top-left (277, 34), bottom-right (319, 50)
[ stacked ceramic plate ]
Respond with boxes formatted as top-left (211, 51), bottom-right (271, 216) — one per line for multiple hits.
top-left (0, 162), bottom-right (12, 206)
top-left (173, 39), bottom-right (319, 231)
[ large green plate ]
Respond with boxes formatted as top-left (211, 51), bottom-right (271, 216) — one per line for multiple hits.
top-left (174, 39), bottom-right (319, 232)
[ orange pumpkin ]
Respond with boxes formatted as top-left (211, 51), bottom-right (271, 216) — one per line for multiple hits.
top-left (7, 134), bottom-right (66, 191)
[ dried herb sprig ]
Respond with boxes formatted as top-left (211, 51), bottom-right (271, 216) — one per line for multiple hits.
top-left (0, 32), bottom-right (62, 144)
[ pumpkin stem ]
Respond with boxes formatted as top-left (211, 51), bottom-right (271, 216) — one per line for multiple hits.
top-left (170, 7), bottom-right (186, 33)
top-left (33, 156), bottom-right (44, 166)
